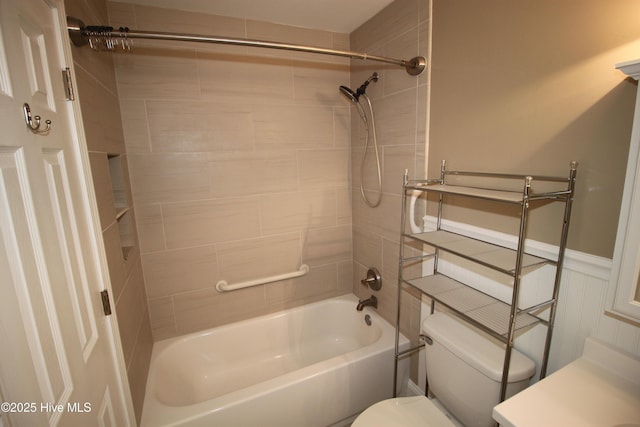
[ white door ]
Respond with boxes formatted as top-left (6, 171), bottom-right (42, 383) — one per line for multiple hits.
top-left (0, 0), bottom-right (133, 426)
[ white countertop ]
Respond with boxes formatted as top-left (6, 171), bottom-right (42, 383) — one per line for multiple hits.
top-left (493, 337), bottom-right (640, 427)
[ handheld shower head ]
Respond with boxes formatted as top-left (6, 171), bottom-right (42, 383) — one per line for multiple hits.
top-left (338, 72), bottom-right (382, 208)
top-left (339, 86), bottom-right (359, 103)
top-left (339, 72), bottom-right (379, 103)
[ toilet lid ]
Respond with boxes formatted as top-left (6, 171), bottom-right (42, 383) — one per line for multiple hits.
top-left (352, 397), bottom-right (456, 427)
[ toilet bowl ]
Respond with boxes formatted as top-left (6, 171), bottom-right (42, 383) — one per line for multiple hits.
top-left (352, 396), bottom-right (455, 427)
top-left (353, 312), bottom-right (536, 427)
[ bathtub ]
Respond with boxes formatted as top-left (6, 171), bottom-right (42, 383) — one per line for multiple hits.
top-left (140, 294), bottom-right (409, 427)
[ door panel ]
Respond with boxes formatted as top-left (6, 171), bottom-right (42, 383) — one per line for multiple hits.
top-left (0, 22), bottom-right (12, 98)
top-left (42, 148), bottom-right (99, 361)
top-left (0, 148), bottom-right (73, 425)
top-left (0, 0), bottom-right (132, 426)
top-left (19, 14), bottom-right (55, 111)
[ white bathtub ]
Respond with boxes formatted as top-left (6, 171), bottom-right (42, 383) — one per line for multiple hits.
top-left (141, 294), bottom-right (409, 427)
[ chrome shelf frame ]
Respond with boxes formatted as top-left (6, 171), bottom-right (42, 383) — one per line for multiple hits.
top-left (393, 160), bottom-right (577, 402)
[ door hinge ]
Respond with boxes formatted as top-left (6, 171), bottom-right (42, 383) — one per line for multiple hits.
top-left (62, 67), bottom-right (75, 101)
top-left (100, 290), bottom-right (112, 316)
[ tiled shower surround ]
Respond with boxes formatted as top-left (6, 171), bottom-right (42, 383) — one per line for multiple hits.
top-left (109, 0), bottom-right (429, 343)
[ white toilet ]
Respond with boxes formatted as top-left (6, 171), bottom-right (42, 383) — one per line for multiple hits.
top-left (353, 312), bottom-right (536, 427)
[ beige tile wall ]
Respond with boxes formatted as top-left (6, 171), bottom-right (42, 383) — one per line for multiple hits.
top-left (65, 0), bottom-right (153, 423)
top-left (108, 2), bottom-right (354, 340)
top-left (349, 0), bottom-right (430, 382)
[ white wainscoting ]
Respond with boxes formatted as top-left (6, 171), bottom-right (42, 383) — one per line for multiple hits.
top-left (417, 217), bottom-right (640, 388)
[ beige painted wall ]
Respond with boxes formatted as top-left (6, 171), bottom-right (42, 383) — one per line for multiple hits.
top-left (428, 0), bottom-right (640, 258)
top-left (65, 0), bottom-right (153, 422)
top-left (108, 2), bottom-right (354, 340)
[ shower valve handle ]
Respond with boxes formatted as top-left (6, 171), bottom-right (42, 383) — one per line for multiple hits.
top-left (360, 268), bottom-right (382, 291)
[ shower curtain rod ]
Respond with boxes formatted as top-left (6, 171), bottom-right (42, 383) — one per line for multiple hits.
top-left (66, 16), bottom-right (426, 76)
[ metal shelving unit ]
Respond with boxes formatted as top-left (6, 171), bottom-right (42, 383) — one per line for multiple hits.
top-left (393, 160), bottom-right (578, 402)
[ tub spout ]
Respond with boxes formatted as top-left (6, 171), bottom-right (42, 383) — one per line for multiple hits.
top-left (356, 295), bottom-right (377, 311)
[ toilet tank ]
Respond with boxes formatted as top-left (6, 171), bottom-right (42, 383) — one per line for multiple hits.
top-left (422, 312), bottom-right (535, 427)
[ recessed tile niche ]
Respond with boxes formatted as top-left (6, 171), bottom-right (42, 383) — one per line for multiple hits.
top-left (108, 154), bottom-right (134, 260)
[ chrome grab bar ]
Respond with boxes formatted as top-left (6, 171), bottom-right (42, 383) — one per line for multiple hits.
top-left (215, 264), bottom-right (310, 292)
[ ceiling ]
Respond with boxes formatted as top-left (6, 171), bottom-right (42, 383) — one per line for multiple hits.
top-left (114, 0), bottom-right (394, 33)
